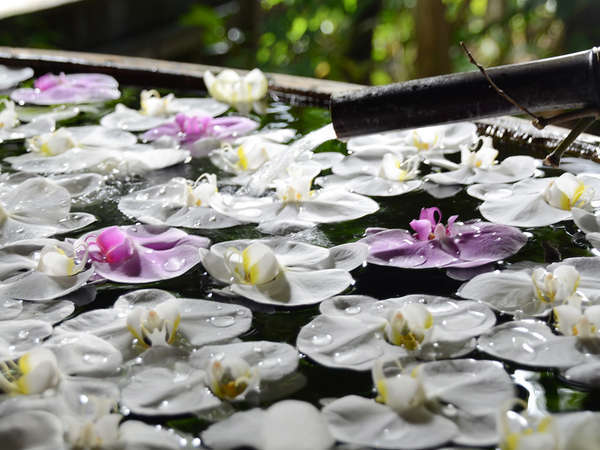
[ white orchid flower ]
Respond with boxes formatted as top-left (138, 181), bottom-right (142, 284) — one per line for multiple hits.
top-left (0, 99), bottom-right (55, 142)
top-left (478, 319), bottom-right (596, 370)
top-left (0, 295), bottom-right (74, 324)
top-left (0, 333), bottom-right (122, 421)
top-left (467, 172), bottom-right (600, 227)
top-left (572, 206), bottom-right (600, 249)
top-left (0, 64), bottom-right (33, 90)
top-left (6, 142), bottom-right (190, 176)
top-left (0, 171), bottom-right (104, 203)
top-left (297, 295), bottom-right (495, 370)
top-left (206, 355), bottom-right (259, 400)
top-left (0, 238), bottom-right (93, 302)
top-left (346, 122), bottom-right (477, 156)
top-left (16, 103), bottom-right (87, 124)
top-left (554, 303), bottom-right (600, 339)
top-left (202, 238), bottom-right (367, 306)
top-left (210, 162), bottom-right (379, 234)
top-left (0, 177), bottom-right (96, 246)
top-left (426, 137), bottom-right (539, 186)
top-left (0, 395), bottom-right (195, 450)
top-left (317, 147), bottom-right (422, 197)
top-left (100, 89), bottom-right (229, 131)
top-left (204, 68), bottom-right (268, 113)
top-left (322, 358), bottom-right (514, 448)
top-left (121, 340), bottom-right (298, 416)
top-left (57, 289), bottom-right (252, 361)
top-left (118, 175), bottom-right (241, 229)
top-left (371, 360), bottom-right (426, 414)
top-left (202, 400), bottom-right (334, 450)
top-left (0, 347), bottom-right (60, 395)
top-left (498, 400), bottom-right (600, 450)
top-left (458, 258), bottom-right (600, 317)
top-left (209, 128), bottom-right (342, 186)
top-left (384, 303), bottom-right (434, 350)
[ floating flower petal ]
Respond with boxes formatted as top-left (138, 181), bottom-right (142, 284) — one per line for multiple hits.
top-left (118, 175), bottom-right (241, 229)
top-left (317, 146), bottom-right (422, 196)
top-left (202, 238), bottom-right (367, 306)
top-left (57, 289), bottom-right (251, 361)
top-left (11, 73), bottom-right (120, 105)
top-left (83, 225), bottom-right (209, 283)
top-left (202, 400), bottom-right (334, 450)
top-left (211, 163), bottom-right (379, 234)
top-left (121, 340), bottom-right (298, 416)
top-left (426, 137), bottom-right (539, 186)
top-left (0, 65), bottom-right (33, 90)
top-left (322, 358), bottom-right (514, 448)
top-left (204, 68), bottom-right (268, 113)
top-left (458, 257), bottom-right (600, 316)
top-left (0, 177), bottom-right (96, 245)
top-left (100, 89), bottom-right (229, 131)
top-left (468, 173), bottom-right (600, 227)
top-left (346, 122), bottom-right (477, 156)
top-left (297, 294), bottom-right (495, 371)
top-left (363, 207), bottom-right (527, 269)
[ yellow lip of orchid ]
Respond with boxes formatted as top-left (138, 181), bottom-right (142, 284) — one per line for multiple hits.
top-left (274, 164), bottom-right (319, 203)
top-left (384, 303), bottom-right (434, 351)
top-left (36, 243), bottom-right (87, 277)
top-left (207, 356), bottom-right (258, 400)
top-left (378, 153), bottom-right (420, 182)
top-left (531, 265), bottom-right (580, 305)
top-left (372, 359), bottom-right (426, 415)
top-left (0, 348), bottom-right (60, 395)
top-left (460, 143), bottom-right (499, 169)
top-left (28, 128), bottom-right (77, 157)
top-left (185, 173), bottom-right (218, 207)
top-left (0, 100), bottom-right (19, 130)
top-left (224, 242), bottom-right (281, 285)
top-left (203, 68), bottom-right (268, 106)
top-left (499, 399), bottom-right (557, 450)
top-left (139, 89), bottom-right (173, 116)
top-left (543, 173), bottom-right (594, 211)
top-left (125, 299), bottom-right (182, 348)
top-left (411, 128), bottom-right (440, 151)
top-left (554, 303), bottom-right (600, 339)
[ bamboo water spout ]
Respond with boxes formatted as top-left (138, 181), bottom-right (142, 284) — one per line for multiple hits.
top-left (331, 47), bottom-right (600, 139)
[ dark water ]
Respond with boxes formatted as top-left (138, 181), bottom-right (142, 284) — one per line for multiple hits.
top-left (5, 86), bottom-right (600, 444)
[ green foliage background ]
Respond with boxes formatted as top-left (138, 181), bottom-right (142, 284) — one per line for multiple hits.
top-left (181, 0), bottom-right (600, 85)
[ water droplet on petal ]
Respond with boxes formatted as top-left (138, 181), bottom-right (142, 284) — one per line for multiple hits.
top-left (311, 334), bottom-right (332, 346)
top-left (345, 305), bottom-right (361, 315)
top-left (18, 330), bottom-right (29, 339)
top-left (163, 257), bottom-right (186, 272)
top-left (210, 315), bottom-right (235, 327)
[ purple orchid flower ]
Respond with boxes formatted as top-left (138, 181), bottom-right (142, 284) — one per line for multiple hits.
top-left (141, 113), bottom-right (258, 144)
top-left (11, 72), bottom-right (120, 105)
top-left (361, 206), bottom-right (527, 269)
top-left (83, 225), bottom-right (209, 283)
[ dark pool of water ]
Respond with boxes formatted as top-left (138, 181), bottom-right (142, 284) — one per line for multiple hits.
top-left (4, 86), bottom-right (599, 443)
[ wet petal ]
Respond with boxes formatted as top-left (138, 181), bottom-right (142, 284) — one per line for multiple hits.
top-left (203, 400), bottom-right (334, 450)
top-left (121, 365), bottom-right (220, 416)
top-left (478, 319), bottom-right (589, 368)
top-left (11, 73), bottom-right (120, 105)
top-left (191, 341), bottom-right (298, 381)
top-left (0, 410), bottom-right (64, 450)
top-left (0, 65), bottom-right (33, 90)
top-left (46, 332), bottom-right (122, 377)
top-left (323, 395), bottom-right (457, 450)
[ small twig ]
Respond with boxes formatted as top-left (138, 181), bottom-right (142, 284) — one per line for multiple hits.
top-left (544, 116), bottom-right (597, 167)
top-left (460, 41), bottom-right (545, 127)
top-left (535, 107), bottom-right (600, 128)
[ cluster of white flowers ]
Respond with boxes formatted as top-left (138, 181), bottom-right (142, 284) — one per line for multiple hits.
top-left (1, 65), bottom-right (600, 450)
